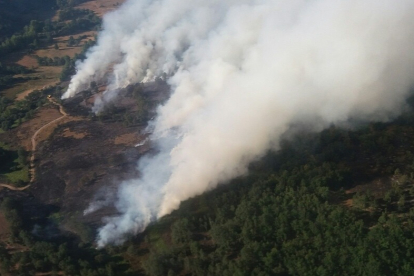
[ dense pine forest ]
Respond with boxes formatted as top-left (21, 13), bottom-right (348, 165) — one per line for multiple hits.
top-left (135, 106), bottom-right (414, 276)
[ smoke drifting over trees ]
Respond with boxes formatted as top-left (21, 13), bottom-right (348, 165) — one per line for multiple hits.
top-left (63, 0), bottom-right (414, 246)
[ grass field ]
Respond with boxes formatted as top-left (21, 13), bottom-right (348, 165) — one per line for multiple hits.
top-left (4, 166), bottom-right (29, 185)
top-left (3, 66), bottom-right (61, 100)
top-left (0, 141), bottom-right (29, 185)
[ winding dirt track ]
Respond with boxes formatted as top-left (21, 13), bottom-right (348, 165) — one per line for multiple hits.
top-left (0, 98), bottom-right (67, 191)
top-left (0, 184), bottom-right (31, 191)
top-left (29, 98), bottom-right (67, 183)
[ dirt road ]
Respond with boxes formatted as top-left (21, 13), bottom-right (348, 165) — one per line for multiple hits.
top-left (0, 97), bottom-right (67, 191)
top-left (0, 184), bottom-right (31, 191)
top-left (29, 98), bottom-right (67, 183)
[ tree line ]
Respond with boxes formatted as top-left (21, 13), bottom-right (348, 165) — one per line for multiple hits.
top-left (0, 63), bottom-right (33, 90)
top-left (0, 3), bottom-right (100, 57)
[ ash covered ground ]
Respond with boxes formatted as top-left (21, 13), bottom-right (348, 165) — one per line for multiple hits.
top-left (0, 80), bottom-right (170, 239)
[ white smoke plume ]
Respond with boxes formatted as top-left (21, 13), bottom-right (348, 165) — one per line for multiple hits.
top-left (67, 0), bottom-right (414, 246)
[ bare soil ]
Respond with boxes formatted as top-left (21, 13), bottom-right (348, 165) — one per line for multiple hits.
top-left (15, 55), bottom-right (38, 68)
top-left (62, 127), bottom-right (88, 139)
top-left (114, 132), bottom-right (140, 146)
top-left (36, 30), bottom-right (97, 58)
top-left (5, 106), bottom-right (63, 151)
top-left (3, 66), bottom-right (61, 100)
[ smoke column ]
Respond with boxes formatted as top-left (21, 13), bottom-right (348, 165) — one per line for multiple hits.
top-left (64, 0), bottom-right (414, 246)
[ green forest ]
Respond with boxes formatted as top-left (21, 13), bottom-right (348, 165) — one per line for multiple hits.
top-left (134, 110), bottom-right (414, 276)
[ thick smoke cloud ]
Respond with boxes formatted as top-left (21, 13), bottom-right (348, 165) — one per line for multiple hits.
top-left (64, 0), bottom-right (414, 246)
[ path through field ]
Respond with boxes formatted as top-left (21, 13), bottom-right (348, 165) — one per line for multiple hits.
top-left (29, 97), bottom-right (67, 183)
top-left (0, 98), bottom-right (67, 191)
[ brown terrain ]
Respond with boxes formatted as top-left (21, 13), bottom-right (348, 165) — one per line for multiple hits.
top-left (0, 86), bottom-right (168, 241)
top-left (0, 0), bottom-right (140, 238)
top-left (28, 97), bottom-right (152, 231)
top-left (1, 0), bottom-right (126, 101)
top-left (76, 0), bottom-right (123, 17)
top-left (0, 213), bottom-right (10, 239)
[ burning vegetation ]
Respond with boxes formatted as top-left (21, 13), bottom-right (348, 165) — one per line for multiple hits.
top-left (1, 0), bottom-right (414, 275)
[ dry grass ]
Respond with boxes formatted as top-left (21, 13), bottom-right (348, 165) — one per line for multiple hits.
top-left (76, 0), bottom-right (126, 17)
top-left (4, 31), bottom-right (94, 100)
top-left (36, 45), bottom-right (82, 59)
top-left (0, 212), bottom-right (10, 240)
top-left (3, 66), bottom-right (61, 100)
top-left (15, 107), bottom-right (63, 151)
top-left (35, 116), bottom-right (83, 146)
top-left (15, 55), bottom-right (38, 68)
top-left (37, 30), bottom-right (97, 58)
top-left (51, 0), bottom-right (125, 20)
top-left (62, 127), bottom-right (88, 139)
top-left (114, 132), bottom-right (139, 146)
top-left (344, 198), bottom-right (353, 207)
top-left (16, 82), bottom-right (60, 102)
